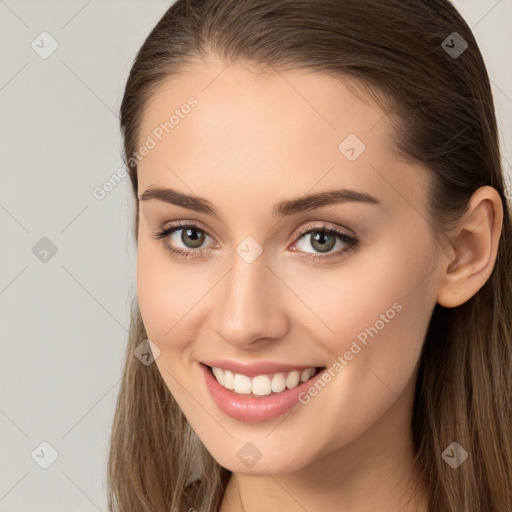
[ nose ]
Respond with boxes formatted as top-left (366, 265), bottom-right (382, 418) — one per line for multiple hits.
top-left (211, 252), bottom-right (289, 349)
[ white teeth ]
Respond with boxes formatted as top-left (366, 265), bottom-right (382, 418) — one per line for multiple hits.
top-left (271, 372), bottom-right (286, 393)
top-left (233, 373), bottom-right (252, 394)
top-left (223, 370), bottom-right (235, 390)
top-left (212, 366), bottom-right (224, 386)
top-left (252, 375), bottom-right (272, 396)
top-left (300, 368), bottom-right (314, 383)
top-left (210, 366), bottom-right (318, 396)
top-left (285, 370), bottom-right (300, 388)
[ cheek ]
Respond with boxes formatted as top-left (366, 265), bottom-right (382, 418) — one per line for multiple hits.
top-left (275, 233), bottom-right (438, 455)
top-left (136, 241), bottom-right (195, 349)
top-left (294, 229), bottom-right (435, 332)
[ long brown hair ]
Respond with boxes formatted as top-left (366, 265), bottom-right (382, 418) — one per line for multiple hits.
top-left (107, 1), bottom-right (512, 510)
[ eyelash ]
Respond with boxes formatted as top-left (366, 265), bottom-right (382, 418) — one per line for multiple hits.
top-left (151, 221), bottom-right (359, 262)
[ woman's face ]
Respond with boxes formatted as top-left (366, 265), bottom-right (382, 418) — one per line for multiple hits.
top-left (135, 57), bottom-right (443, 475)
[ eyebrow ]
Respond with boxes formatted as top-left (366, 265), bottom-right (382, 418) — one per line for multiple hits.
top-left (139, 186), bottom-right (381, 218)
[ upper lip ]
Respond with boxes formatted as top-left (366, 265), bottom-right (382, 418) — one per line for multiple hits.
top-left (201, 359), bottom-right (323, 377)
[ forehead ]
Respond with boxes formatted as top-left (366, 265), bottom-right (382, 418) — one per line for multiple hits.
top-left (138, 57), bottom-right (392, 155)
top-left (136, 57), bottom-right (429, 217)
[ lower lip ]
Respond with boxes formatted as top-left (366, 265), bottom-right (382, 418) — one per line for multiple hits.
top-left (200, 363), bottom-right (326, 423)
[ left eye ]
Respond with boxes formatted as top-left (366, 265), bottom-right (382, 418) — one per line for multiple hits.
top-left (292, 226), bottom-right (358, 256)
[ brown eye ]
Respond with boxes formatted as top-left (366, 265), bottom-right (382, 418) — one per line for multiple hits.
top-left (308, 231), bottom-right (337, 253)
top-left (291, 224), bottom-right (359, 262)
top-left (180, 227), bottom-right (206, 249)
top-left (151, 222), bottom-right (215, 259)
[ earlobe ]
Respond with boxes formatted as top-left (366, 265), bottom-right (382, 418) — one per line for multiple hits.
top-left (436, 186), bottom-right (503, 308)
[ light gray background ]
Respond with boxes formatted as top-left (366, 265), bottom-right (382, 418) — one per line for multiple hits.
top-left (0, 1), bottom-right (511, 510)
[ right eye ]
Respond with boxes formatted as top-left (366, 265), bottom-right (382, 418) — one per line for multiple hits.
top-left (152, 222), bottom-right (216, 259)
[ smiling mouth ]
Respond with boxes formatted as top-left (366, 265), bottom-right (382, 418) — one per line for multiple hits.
top-left (204, 364), bottom-right (326, 397)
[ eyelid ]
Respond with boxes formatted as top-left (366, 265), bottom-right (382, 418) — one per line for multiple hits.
top-left (292, 221), bottom-right (355, 241)
top-left (155, 220), bottom-right (216, 241)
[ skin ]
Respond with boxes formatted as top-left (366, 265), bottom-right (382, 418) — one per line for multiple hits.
top-left (135, 56), bottom-right (503, 511)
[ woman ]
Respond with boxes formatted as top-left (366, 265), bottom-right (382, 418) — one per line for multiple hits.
top-left (107, 1), bottom-right (512, 510)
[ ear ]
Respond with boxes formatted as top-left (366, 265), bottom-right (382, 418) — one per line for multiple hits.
top-left (436, 186), bottom-right (503, 308)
